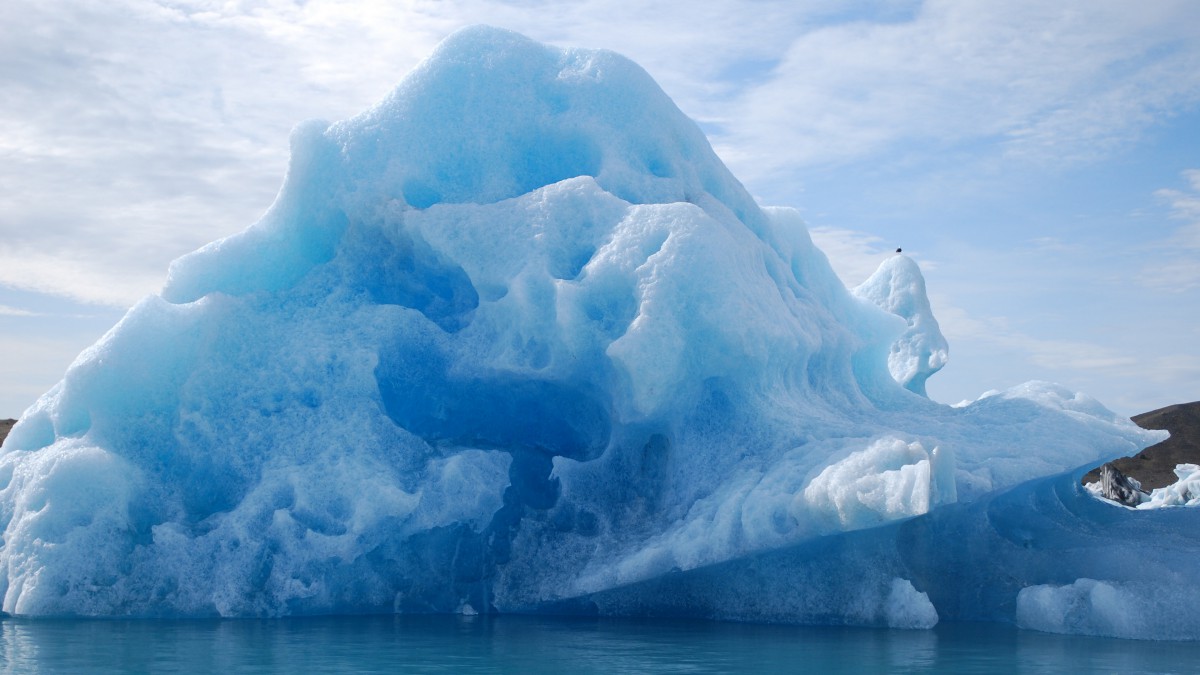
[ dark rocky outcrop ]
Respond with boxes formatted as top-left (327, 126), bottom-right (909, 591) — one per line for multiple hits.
top-left (1098, 462), bottom-right (1148, 506)
top-left (0, 419), bottom-right (14, 447)
top-left (1083, 401), bottom-right (1200, 490)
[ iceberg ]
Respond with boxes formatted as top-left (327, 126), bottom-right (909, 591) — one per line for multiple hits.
top-left (0, 27), bottom-right (1185, 636)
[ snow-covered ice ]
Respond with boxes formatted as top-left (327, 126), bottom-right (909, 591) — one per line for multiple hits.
top-left (0, 27), bottom-right (1189, 638)
top-left (1140, 464), bottom-right (1200, 508)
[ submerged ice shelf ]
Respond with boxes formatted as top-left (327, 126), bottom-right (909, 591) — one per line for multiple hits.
top-left (0, 26), bottom-right (1189, 639)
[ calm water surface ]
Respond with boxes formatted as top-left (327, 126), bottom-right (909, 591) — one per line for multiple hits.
top-left (2, 614), bottom-right (1197, 673)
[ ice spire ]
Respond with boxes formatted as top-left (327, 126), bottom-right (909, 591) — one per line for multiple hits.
top-left (854, 254), bottom-right (949, 396)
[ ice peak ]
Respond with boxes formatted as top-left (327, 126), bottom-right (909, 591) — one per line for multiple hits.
top-left (334, 25), bottom-right (760, 219)
top-left (854, 254), bottom-right (949, 396)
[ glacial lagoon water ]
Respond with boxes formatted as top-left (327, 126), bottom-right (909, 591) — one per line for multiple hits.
top-left (3, 615), bottom-right (1198, 674)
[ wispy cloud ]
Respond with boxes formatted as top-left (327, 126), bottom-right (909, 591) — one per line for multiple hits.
top-left (808, 226), bottom-right (891, 287)
top-left (716, 0), bottom-right (1200, 184)
top-left (4, 1), bottom-right (1199, 307)
top-left (805, 226), bottom-right (1172, 409)
top-left (0, 303), bottom-right (103, 320)
top-left (1140, 169), bottom-right (1200, 291)
top-left (786, 224), bottom-right (1145, 390)
top-left (0, 248), bottom-right (165, 307)
top-left (0, 305), bottom-right (40, 318)
top-left (2, 0), bottom-right (1198, 418)
top-left (1, 0), bottom-right (794, 307)
top-left (936, 303), bottom-right (1139, 372)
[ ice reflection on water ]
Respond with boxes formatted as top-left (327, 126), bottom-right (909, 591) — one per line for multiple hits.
top-left (1, 615), bottom-right (1198, 673)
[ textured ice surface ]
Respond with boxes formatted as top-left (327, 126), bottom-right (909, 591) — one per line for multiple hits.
top-left (1015, 578), bottom-right (1200, 640)
top-left (0, 27), bottom-right (1172, 634)
top-left (802, 437), bottom-right (956, 529)
top-left (885, 578), bottom-right (939, 630)
top-left (854, 254), bottom-right (949, 396)
top-left (562, 468), bottom-right (1200, 639)
top-left (1137, 464), bottom-right (1200, 508)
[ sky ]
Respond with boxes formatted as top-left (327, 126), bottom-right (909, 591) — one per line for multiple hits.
top-left (1, 0), bottom-right (1198, 418)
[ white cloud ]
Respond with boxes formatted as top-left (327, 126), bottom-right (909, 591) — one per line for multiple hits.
top-left (1141, 169), bottom-right (1200, 291)
top-left (0, 305), bottom-right (39, 318)
top-left (0, 249), bottom-right (161, 307)
top-left (808, 226), bottom-right (893, 288)
top-left (957, 320), bottom-right (1136, 372)
top-left (2, 0), bottom-right (1199, 418)
top-left (808, 227), bottom-right (1166, 411)
top-left (4, 0), bottom-right (1199, 307)
top-left (0, 0), bottom-right (810, 308)
top-left (717, 0), bottom-right (1200, 184)
top-left (922, 298), bottom-right (1186, 416)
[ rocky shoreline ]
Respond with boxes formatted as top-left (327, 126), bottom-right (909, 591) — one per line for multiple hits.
top-left (1081, 400), bottom-right (1200, 490)
top-left (0, 419), bottom-right (13, 446)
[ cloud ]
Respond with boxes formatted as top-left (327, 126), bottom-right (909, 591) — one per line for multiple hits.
top-left (2, 0), bottom-right (1199, 419)
top-left (903, 228), bottom-right (1198, 415)
top-left (0, 249), bottom-right (161, 307)
top-left (0, 304), bottom-right (102, 320)
top-left (717, 0), bottom-right (1200, 184)
top-left (943, 307), bottom-right (1138, 371)
top-left (0, 305), bottom-right (39, 318)
top-left (806, 226), bottom-right (1164, 409)
top-left (4, 0), bottom-right (1200, 308)
top-left (808, 226), bottom-right (895, 288)
top-left (1140, 169), bottom-right (1200, 291)
top-left (0, 0), bottom-right (806, 308)
top-left (924, 297), bottom-right (1182, 416)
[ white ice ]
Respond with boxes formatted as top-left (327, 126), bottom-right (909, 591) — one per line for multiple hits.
top-left (1139, 464), bottom-right (1200, 508)
top-left (1017, 578), bottom-right (1200, 640)
top-left (853, 254), bottom-right (949, 396)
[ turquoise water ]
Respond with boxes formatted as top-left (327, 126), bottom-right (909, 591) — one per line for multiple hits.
top-left (2, 615), bottom-right (1198, 673)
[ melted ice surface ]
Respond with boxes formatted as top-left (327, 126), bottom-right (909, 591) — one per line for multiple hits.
top-left (0, 28), bottom-right (1168, 631)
